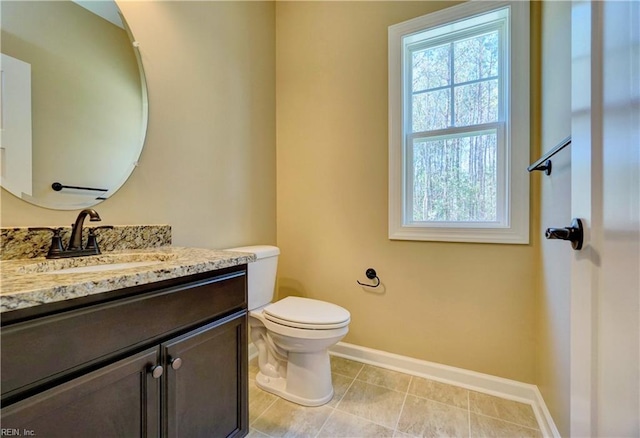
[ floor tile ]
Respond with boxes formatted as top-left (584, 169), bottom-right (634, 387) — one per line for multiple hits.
top-left (249, 354), bottom-right (544, 437)
top-left (393, 431), bottom-right (416, 438)
top-left (469, 391), bottom-right (538, 429)
top-left (317, 410), bottom-right (395, 437)
top-left (327, 372), bottom-right (354, 408)
top-left (408, 376), bottom-right (469, 409)
top-left (252, 398), bottom-right (333, 438)
top-left (396, 395), bottom-right (469, 438)
top-left (247, 428), bottom-right (271, 438)
top-left (357, 365), bottom-right (412, 392)
top-left (470, 413), bottom-right (543, 438)
top-left (330, 355), bottom-right (364, 378)
top-left (249, 379), bottom-right (278, 424)
top-left (336, 379), bottom-right (406, 429)
top-left (249, 356), bottom-right (260, 381)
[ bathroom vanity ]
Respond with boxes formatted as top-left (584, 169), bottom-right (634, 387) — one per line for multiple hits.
top-left (0, 247), bottom-right (255, 438)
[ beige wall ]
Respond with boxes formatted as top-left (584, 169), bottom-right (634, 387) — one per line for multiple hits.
top-left (2, 1), bottom-right (574, 407)
top-left (1, 1), bottom-right (277, 250)
top-left (276, 1), bottom-right (537, 383)
top-left (536, 1), bottom-right (572, 436)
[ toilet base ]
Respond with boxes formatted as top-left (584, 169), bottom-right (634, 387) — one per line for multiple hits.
top-left (249, 309), bottom-right (348, 407)
top-left (255, 371), bottom-right (334, 407)
top-left (254, 349), bottom-right (335, 406)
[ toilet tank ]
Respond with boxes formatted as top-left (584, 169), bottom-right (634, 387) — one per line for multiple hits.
top-left (226, 245), bottom-right (280, 311)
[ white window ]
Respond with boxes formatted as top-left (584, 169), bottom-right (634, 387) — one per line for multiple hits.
top-left (388, 1), bottom-right (530, 243)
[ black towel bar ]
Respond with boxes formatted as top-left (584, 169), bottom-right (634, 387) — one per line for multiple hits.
top-left (52, 182), bottom-right (108, 192)
top-left (527, 136), bottom-right (571, 175)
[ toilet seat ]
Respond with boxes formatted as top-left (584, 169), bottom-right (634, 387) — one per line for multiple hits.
top-left (263, 297), bottom-right (350, 330)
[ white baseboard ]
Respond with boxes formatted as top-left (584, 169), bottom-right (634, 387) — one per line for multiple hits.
top-left (329, 342), bottom-right (560, 438)
top-left (248, 341), bottom-right (559, 437)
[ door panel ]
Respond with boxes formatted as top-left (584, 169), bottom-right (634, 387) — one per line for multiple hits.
top-left (570, 1), bottom-right (640, 436)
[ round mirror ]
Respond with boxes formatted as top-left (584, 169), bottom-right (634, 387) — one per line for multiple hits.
top-left (0, 0), bottom-right (147, 210)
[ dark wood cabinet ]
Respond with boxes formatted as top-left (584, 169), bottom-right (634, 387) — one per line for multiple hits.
top-left (164, 314), bottom-right (247, 438)
top-left (1, 266), bottom-right (248, 438)
top-left (1, 348), bottom-right (160, 438)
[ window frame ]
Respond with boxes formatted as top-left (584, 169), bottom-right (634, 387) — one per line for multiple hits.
top-left (388, 0), bottom-right (530, 244)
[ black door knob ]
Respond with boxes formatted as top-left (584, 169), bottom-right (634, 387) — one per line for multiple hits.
top-left (545, 218), bottom-right (583, 250)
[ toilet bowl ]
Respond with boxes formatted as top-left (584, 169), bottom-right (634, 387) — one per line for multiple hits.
top-left (227, 245), bottom-right (350, 406)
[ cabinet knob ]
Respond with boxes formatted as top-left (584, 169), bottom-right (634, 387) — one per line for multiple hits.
top-left (170, 357), bottom-right (183, 370)
top-left (150, 365), bottom-right (163, 379)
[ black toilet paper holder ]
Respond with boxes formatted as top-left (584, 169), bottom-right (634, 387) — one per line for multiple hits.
top-left (357, 268), bottom-right (380, 288)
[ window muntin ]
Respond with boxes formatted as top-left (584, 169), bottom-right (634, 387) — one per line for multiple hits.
top-left (388, 1), bottom-right (530, 243)
top-left (409, 129), bottom-right (502, 224)
top-left (410, 29), bottom-right (502, 131)
top-left (405, 15), bottom-right (507, 227)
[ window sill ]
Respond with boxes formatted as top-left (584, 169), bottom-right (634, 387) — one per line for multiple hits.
top-left (388, 225), bottom-right (530, 244)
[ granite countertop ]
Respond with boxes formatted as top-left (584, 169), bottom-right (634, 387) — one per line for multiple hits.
top-left (0, 247), bottom-right (256, 314)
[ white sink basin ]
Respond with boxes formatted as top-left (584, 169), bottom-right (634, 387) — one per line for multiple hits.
top-left (19, 253), bottom-right (177, 275)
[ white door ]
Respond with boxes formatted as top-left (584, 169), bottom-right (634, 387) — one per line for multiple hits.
top-left (570, 1), bottom-right (640, 437)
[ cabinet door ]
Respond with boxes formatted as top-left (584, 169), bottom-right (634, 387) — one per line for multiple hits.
top-left (163, 312), bottom-right (247, 438)
top-left (0, 348), bottom-right (160, 438)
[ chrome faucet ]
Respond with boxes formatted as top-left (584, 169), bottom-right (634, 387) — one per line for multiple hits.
top-left (67, 209), bottom-right (102, 251)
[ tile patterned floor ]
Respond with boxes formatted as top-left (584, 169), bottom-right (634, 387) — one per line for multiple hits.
top-left (248, 356), bottom-right (543, 438)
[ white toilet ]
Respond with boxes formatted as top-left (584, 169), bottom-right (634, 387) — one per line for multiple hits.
top-left (227, 245), bottom-right (350, 406)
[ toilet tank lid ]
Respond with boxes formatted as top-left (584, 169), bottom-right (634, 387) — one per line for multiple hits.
top-left (226, 245), bottom-right (280, 259)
